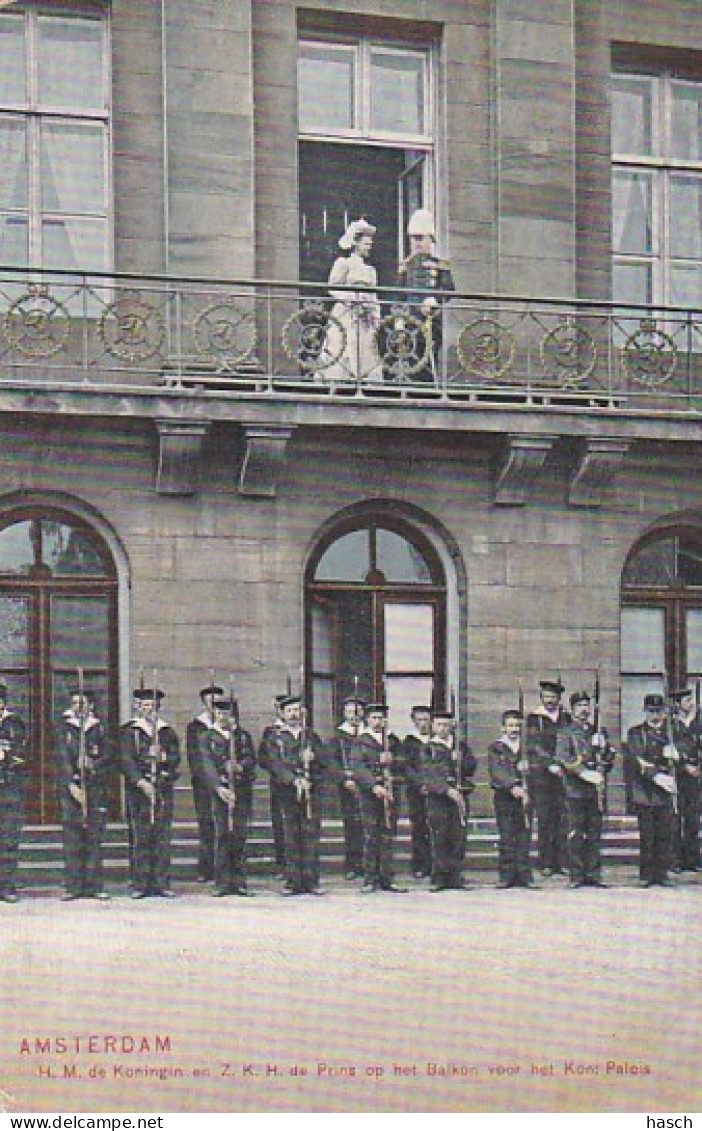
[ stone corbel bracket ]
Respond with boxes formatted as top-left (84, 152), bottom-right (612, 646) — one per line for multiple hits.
top-left (493, 434), bottom-right (556, 506)
top-left (567, 438), bottom-right (631, 508)
top-left (238, 425), bottom-right (296, 498)
top-left (155, 420), bottom-right (210, 496)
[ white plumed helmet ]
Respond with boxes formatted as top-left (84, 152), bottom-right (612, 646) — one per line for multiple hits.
top-left (407, 209), bottom-right (435, 237)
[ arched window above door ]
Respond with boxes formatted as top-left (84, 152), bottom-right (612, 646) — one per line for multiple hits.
top-left (621, 525), bottom-right (702, 733)
top-left (0, 515), bottom-right (114, 578)
top-left (306, 516), bottom-right (446, 735)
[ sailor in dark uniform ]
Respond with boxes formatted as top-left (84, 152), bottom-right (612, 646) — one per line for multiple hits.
top-left (406, 707), bottom-right (476, 891)
top-left (669, 687), bottom-right (701, 873)
top-left (401, 705), bottom-right (434, 879)
top-left (327, 696), bottom-right (365, 880)
top-left (488, 708), bottom-right (536, 889)
top-left (0, 682), bottom-right (27, 903)
top-left (526, 679), bottom-right (570, 876)
top-left (56, 686), bottom-right (112, 901)
top-left (186, 683), bottom-right (222, 882)
top-left (349, 703), bottom-right (407, 893)
top-left (625, 693), bottom-right (678, 887)
top-left (259, 694), bottom-right (288, 877)
top-left (556, 690), bottom-right (615, 889)
top-left (119, 687), bottom-right (180, 898)
top-left (199, 694), bottom-right (256, 897)
top-left (396, 208), bottom-right (455, 385)
top-left (258, 694), bottom-right (325, 896)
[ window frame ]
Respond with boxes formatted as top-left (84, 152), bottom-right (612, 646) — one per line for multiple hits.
top-left (298, 34), bottom-right (433, 150)
top-left (0, 4), bottom-right (112, 272)
top-left (612, 68), bottom-right (702, 310)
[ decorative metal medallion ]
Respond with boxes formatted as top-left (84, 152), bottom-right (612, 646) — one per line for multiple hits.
top-left (540, 317), bottom-right (598, 387)
top-left (621, 319), bottom-right (677, 387)
top-left (99, 290), bottom-right (165, 362)
top-left (192, 299), bottom-right (257, 369)
top-left (377, 305), bottom-right (429, 382)
top-left (3, 285), bottom-right (70, 358)
top-left (456, 317), bottom-right (515, 381)
top-left (281, 301), bottom-right (346, 371)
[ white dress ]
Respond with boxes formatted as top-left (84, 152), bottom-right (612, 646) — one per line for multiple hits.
top-left (316, 253), bottom-right (383, 383)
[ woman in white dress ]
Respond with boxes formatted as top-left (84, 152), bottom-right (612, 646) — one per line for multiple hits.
top-left (316, 218), bottom-right (383, 384)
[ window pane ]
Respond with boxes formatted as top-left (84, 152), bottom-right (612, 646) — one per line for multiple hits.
top-left (612, 170), bottom-right (653, 255)
top-left (312, 677), bottom-right (334, 737)
top-left (0, 15), bottom-right (26, 105)
top-left (670, 174), bottom-right (702, 260)
top-left (311, 600), bottom-right (333, 673)
top-left (0, 595), bottom-right (29, 666)
top-left (0, 521), bottom-right (36, 574)
top-left (37, 16), bottom-right (104, 112)
top-left (376, 529), bottom-right (432, 583)
top-left (621, 606), bottom-right (666, 672)
top-left (685, 609), bottom-right (702, 675)
top-left (384, 676), bottom-right (434, 739)
top-left (315, 530), bottom-right (370, 582)
top-left (41, 123), bottom-right (105, 213)
top-left (0, 212), bottom-right (28, 266)
top-left (0, 118), bottom-right (27, 208)
top-left (298, 44), bottom-right (355, 132)
top-left (670, 264), bottom-right (702, 309)
top-left (671, 82), bottom-right (702, 161)
top-left (42, 521), bottom-right (106, 576)
top-left (611, 75), bottom-right (653, 156)
top-left (371, 51), bottom-right (425, 135)
top-left (384, 603), bottom-right (434, 671)
top-left (613, 261), bottom-right (653, 307)
top-left (42, 216), bottom-right (108, 272)
top-left (50, 595), bottom-right (110, 669)
top-left (678, 537), bottom-right (702, 585)
top-left (623, 539), bottom-right (675, 587)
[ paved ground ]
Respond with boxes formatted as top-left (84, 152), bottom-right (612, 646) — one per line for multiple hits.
top-left (0, 868), bottom-right (700, 1115)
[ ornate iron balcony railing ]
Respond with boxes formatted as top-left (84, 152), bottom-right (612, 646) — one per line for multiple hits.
top-left (1, 265), bottom-right (701, 411)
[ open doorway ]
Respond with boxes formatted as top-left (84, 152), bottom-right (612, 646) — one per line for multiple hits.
top-left (299, 142), bottom-right (426, 287)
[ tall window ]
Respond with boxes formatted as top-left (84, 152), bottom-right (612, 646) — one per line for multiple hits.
top-left (621, 528), bottom-right (702, 733)
top-left (305, 517), bottom-right (446, 736)
top-left (612, 70), bottom-right (702, 309)
top-left (298, 34), bottom-right (435, 285)
top-left (0, 508), bottom-right (118, 823)
top-left (0, 7), bottom-right (110, 272)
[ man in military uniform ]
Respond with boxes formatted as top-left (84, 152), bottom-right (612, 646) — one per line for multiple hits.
top-left (120, 687), bottom-right (180, 898)
top-left (556, 690), bottom-right (615, 889)
top-left (259, 694), bottom-right (288, 877)
top-left (258, 694), bottom-right (325, 896)
top-left (526, 679), bottom-right (570, 877)
top-left (199, 694), bottom-right (256, 897)
top-left (56, 685), bottom-right (112, 901)
top-left (488, 708), bottom-right (536, 890)
top-left (625, 693), bottom-right (678, 888)
top-left (401, 705), bottom-right (434, 879)
top-left (326, 695), bottom-right (365, 880)
top-left (406, 707), bottom-right (476, 892)
top-left (0, 682), bottom-right (27, 903)
top-left (396, 209), bottom-right (455, 385)
top-left (349, 703), bottom-right (407, 893)
top-left (669, 687), bottom-right (701, 873)
top-left (186, 682), bottom-right (222, 883)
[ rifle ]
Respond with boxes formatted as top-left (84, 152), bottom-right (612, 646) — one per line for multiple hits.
top-left (77, 667), bottom-right (89, 829)
top-left (148, 667), bottom-right (162, 827)
top-left (226, 676), bottom-right (239, 834)
top-left (450, 686), bottom-right (466, 827)
top-left (518, 684), bottom-right (531, 827)
top-left (379, 686), bottom-right (394, 830)
top-left (299, 706), bottom-right (314, 821)
top-left (592, 667), bottom-right (608, 815)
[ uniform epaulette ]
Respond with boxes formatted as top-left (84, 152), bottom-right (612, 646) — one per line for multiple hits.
top-left (436, 258), bottom-right (451, 269)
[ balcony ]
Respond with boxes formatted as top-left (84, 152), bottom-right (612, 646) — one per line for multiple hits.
top-left (1, 266), bottom-right (702, 471)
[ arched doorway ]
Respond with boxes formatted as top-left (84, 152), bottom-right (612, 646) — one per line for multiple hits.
top-left (621, 525), bottom-right (702, 732)
top-left (305, 514), bottom-right (447, 735)
top-left (0, 507), bottom-right (118, 823)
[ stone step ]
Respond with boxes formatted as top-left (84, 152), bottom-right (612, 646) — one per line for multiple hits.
top-left (17, 816), bottom-right (645, 885)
